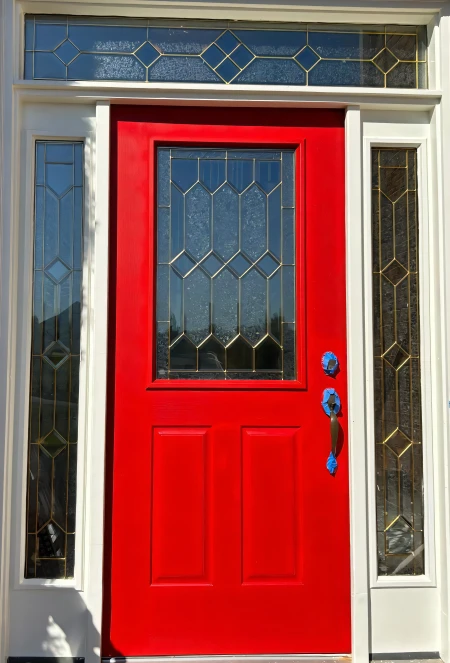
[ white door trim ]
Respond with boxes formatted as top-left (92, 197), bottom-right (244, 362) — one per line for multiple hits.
top-left (345, 106), bottom-right (371, 662)
top-left (2, 96), bottom-right (442, 663)
top-left (363, 136), bottom-right (436, 590)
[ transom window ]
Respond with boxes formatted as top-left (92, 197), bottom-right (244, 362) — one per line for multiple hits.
top-left (24, 16), bottom-right (427, 88)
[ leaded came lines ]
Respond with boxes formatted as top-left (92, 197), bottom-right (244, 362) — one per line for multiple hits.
top-left (24, 16), bottom-right (427, 88)
top-left (25, 141), bottom-right (83, 579)
top-left (156, 147), bottom-right (296, 381)
top-left (372, 147), bottom-right (424, 576)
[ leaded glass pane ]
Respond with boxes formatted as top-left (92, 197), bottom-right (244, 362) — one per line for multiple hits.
top-left (372, 147), bottom-right (424, 576)
top-left (156, 147), bottom-right (296, 380)
top-left (25, 141), bottom-right (83, 579)
top-left (24, 16), bottom-right (427, 89)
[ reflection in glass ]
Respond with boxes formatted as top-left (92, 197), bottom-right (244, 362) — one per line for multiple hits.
top-left (372, 147), bottom-right (424, 576)
top-left (156, 147), bottom-right (296, 380)
top-left (25, 141), bottom-right (83, 579)
top-left (25, 16), bottom-right (427, 89)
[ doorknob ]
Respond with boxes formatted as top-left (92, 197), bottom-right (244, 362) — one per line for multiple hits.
top-left (322, 388), bottom-right (340, 475)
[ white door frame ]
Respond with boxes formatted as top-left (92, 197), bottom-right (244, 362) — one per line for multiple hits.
top-left (1, 2), bottom-right (450, 663)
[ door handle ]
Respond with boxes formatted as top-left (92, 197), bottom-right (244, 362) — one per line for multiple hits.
top-left (328, 393), bottom-right (339, 458)
top-left (322, 388), bottom-right (340, 475)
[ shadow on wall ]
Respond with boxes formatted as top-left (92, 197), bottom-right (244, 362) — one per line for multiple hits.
top-left (8, 587), bottom-right (109, 662)
top-left (43, 616), bottom-right (73, 656)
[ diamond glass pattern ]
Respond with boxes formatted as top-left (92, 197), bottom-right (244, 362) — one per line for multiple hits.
top-left (156, 147), bottom-right (296, 380)
top-left (383, 342), bottom-right (409, 370)
top-left (256, 254), bottom-right (279, 276)
top-left (385, 430), bottom-right (412, 456)
top-left (229, 44), bottom-right (254, 69)
top-left (46, 258), bottom-right (71, 283)
top-left (295, 46), bottom-right (320, 71)
top-left (200, 253), bottom-right (224, 276)
top-left (135, 41), bottom-right (160, 66)
top-left (382, 258), bottom-right (408, 285)
top-left (25, 141), bottom-right (83, 580)
top-left (173, 252), bottom-right (196, 276)
top-left (372, 147), bottom-right (424, 576)
top-left (54, 39), bottom-right (79, 65)
top-left (202, 44), bottom-right (226, 69)
top-left (43, 341), bottom-right (69, 368)
top-left (229, 253), bottom-right (252, 277)
top-left (374, 48), bottom-right (398, 73)
top-left (24, 16), bottom-right (427, 89)
top-left (216, 58), bottom-right (240, 83)
top-left (41, 430), bottom-right (67, 458)
top-left (216, 30), bottom-right (240, 54)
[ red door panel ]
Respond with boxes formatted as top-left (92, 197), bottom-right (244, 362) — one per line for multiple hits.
top-left (242, 428), bottom-right (302, 584)
top-left (104, 106), bottom-right (350, 656)
top-left (152, 428), bottom-right (210, 584)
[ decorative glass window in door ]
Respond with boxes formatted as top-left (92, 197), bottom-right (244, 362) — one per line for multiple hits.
top-left (156, 147), bottom-right (296, 380)
top-left (372, 147), bottom-right (424, 575)
top-left (25, 141), bottom-right (83, 579)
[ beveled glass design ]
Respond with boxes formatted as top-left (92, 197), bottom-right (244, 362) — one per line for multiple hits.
top-left (25, 141), bottom-right (83, 579)
top-left (156, 148), bottom-right (296, 380)
top-left (372, 148), bottom-right (424, 576)
top-left (24, 16), bottom-right (427, 88)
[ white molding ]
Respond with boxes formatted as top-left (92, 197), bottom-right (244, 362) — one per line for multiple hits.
top-left (427, 13), bottom-right (440, 90)
top-left (345, 106), bottom-right (371, 663)
top-left (12, 81), bottom-right (442, 113)
top-left (434, 8), bottom-right (450, 663)
top-left (0, 0), bottom-right (19, 661)
top-left (17, 0), bottom-right (444, 25)
top-left (363, 134), bottom-right (437, 590)
top-left (83, 100), bottom-right (110, 663)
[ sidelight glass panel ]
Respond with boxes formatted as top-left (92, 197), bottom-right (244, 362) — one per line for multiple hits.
top-left (24, 15), bottom-right (427, 88)
top-left (25, 141), bottom-right (83, 579)
top-left (156, 147), bottom-right (296, 380)
top-left (372, 147), bottom-right (424, 576)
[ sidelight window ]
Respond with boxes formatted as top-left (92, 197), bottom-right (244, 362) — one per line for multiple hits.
top-left (25, 141), bottom-right (83, 579)
top-left (371, 147), bottom-right (424, 576)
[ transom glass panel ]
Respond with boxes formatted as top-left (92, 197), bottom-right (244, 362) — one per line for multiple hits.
top-left (24, 16), bottom-right (427, 88)
top-left (156, 147), bottom-right (296, 380)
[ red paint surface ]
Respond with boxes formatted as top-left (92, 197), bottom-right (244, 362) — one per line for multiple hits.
top-left (104, 106), bottom-right (350, 656)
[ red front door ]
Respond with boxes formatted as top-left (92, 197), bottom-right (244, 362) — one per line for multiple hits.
top-left (104, 106), bottom-right (350, 657)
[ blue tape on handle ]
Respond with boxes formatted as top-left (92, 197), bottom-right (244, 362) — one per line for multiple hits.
top-left (326, 451), bottom-right (338, 475)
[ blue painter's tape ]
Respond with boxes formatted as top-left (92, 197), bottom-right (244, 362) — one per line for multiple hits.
top-left (326, 451), bottom-right (338, 475)
top-left (322, 351), bottom-right (339, 376)
top-left (321, 388), bottom-right (341, 416)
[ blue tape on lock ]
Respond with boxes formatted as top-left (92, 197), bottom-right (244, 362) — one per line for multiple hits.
top-left (322, 351), bottom-right (339, 377)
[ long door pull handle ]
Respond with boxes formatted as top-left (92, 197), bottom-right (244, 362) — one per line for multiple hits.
top-left (322, 388), bottom-right (341, 475)
top-left (330, 406), bottom-right (339, 458)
